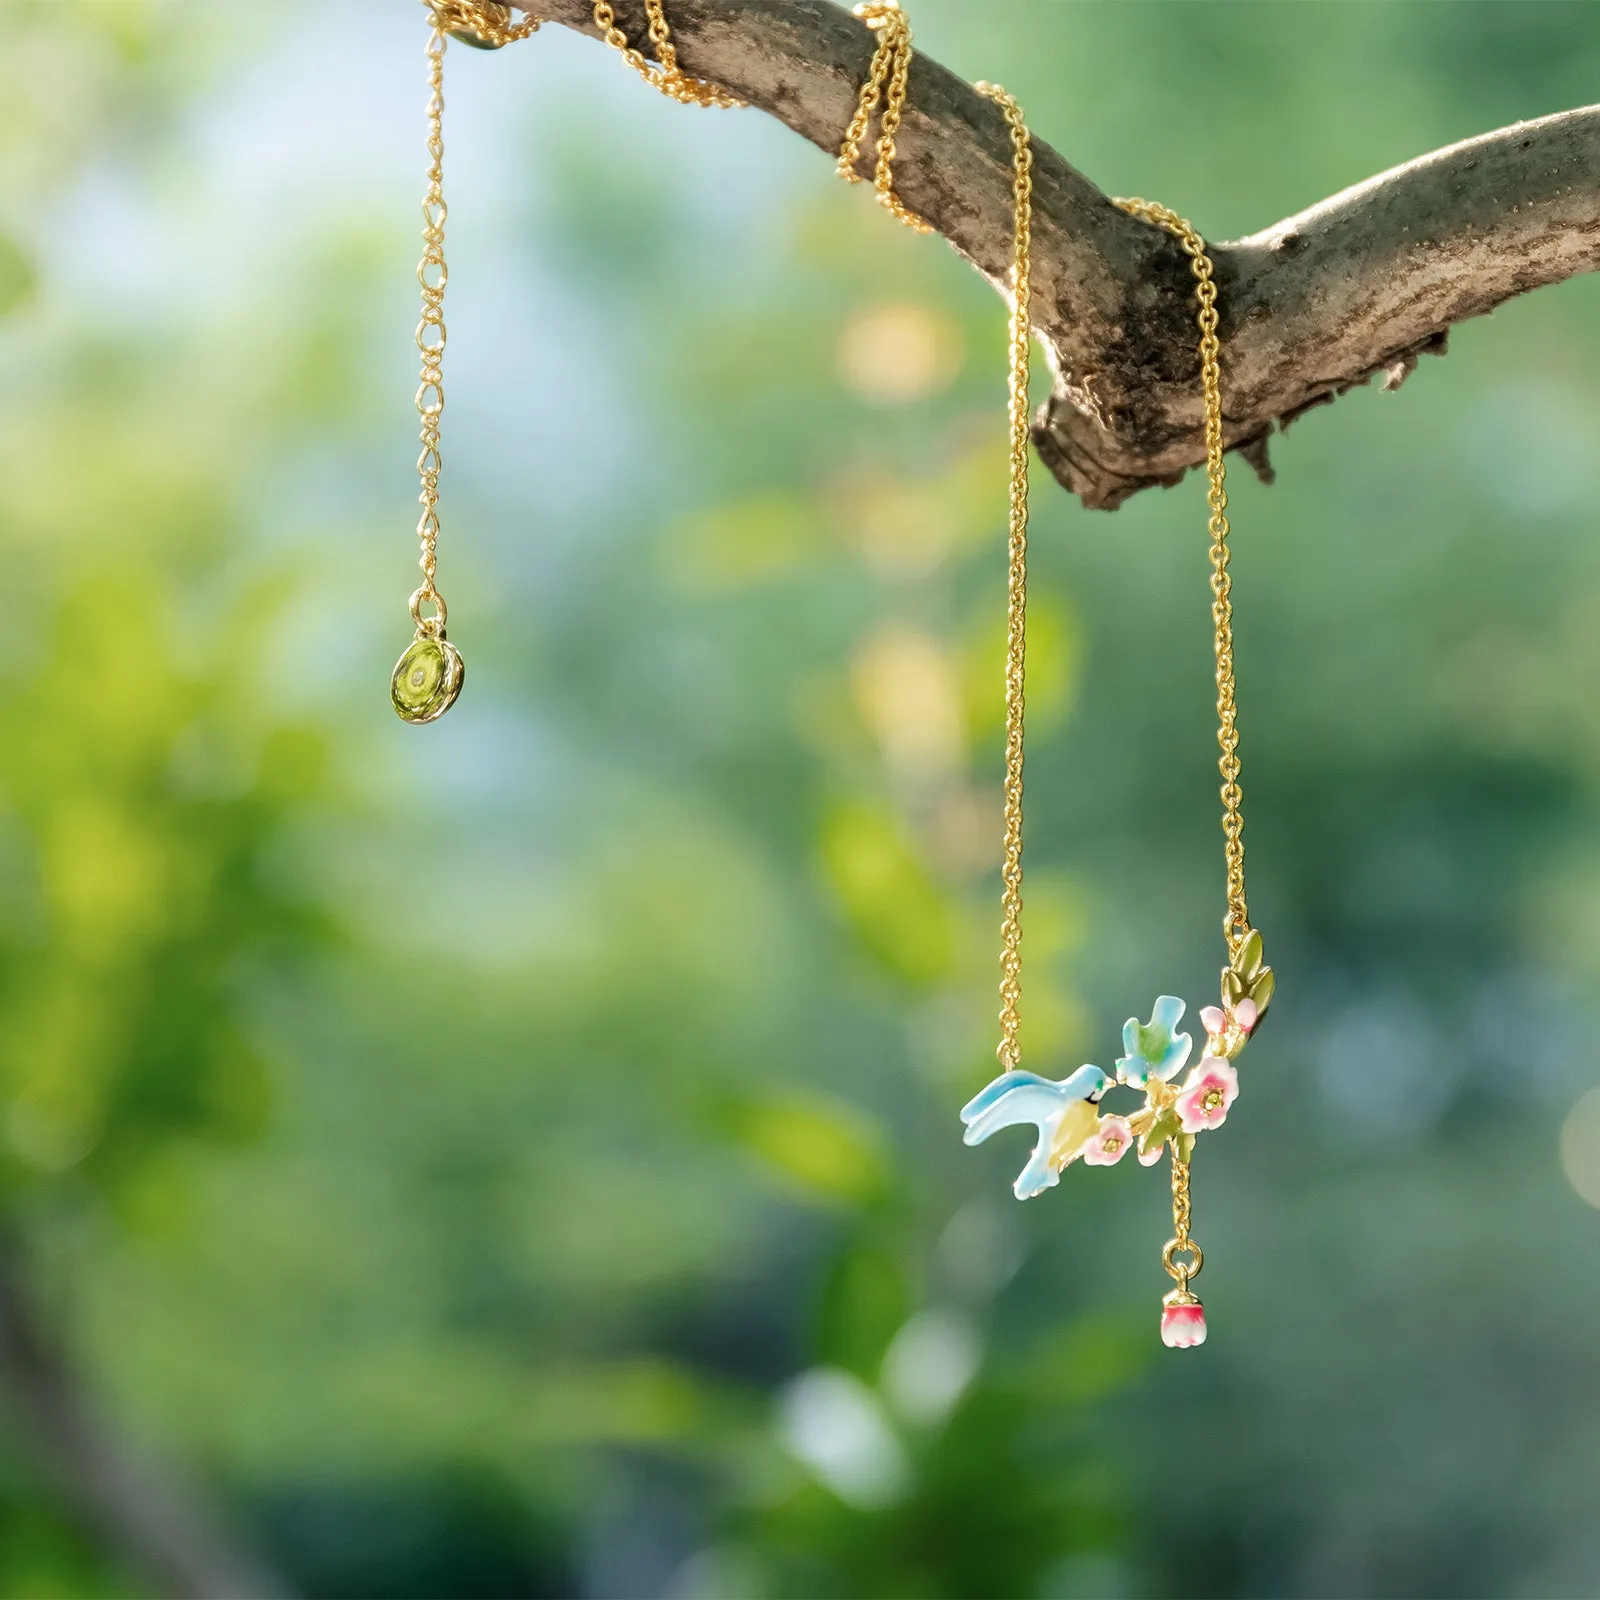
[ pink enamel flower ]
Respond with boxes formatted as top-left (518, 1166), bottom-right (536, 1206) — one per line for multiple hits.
top-left (1081, 1115), bottom-right (1135, 1167)
top-left (1161, 1293), bottom-right (1207, 1349)
top-left (1174, 1056), bottom-right (1239, 1134)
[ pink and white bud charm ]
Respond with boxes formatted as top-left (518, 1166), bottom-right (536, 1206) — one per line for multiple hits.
top-left (1161, 1290), bottom-right (1208, 1349)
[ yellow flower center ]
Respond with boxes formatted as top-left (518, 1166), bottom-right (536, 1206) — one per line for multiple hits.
top-left (1102, 1135), bottom-right (1122, 1154)
top-left (1203, 1087), bottom-right (1225, 1112)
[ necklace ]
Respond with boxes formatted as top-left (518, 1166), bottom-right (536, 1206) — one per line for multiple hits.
top-left (399, 0), bottom-right (1277, 1348)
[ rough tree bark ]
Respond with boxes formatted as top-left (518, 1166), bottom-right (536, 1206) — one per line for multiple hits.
top-left (512, 0), bottom-right (1600, 508)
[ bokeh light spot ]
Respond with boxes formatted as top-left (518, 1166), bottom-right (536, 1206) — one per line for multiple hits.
top-left (1559, 1087), bottom-right (1600, 1209)
top-left (881, 1308), bottom-right (981, 1427)
top-left (838, 302), bottom-right (963, 404)
top-left (851, 624), bottom-right (964, 780)
top-left (777, 1368), bottom-right (909, 1508)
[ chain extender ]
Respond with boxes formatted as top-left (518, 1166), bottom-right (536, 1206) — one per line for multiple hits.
top-left (396, 0), bottom-right (734, 722)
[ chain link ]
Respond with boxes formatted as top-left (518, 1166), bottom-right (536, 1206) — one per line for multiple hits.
top-left (1161, 1143), bottom-right (1204, 1289)
top-left (410, 4), bottom-right (540, 642)
top-left (836, 4), bottom-right (933, 233)
top-left (413, 17), bottom-right (453, 636)
top-left (978, 84), bottom-right (1033, 1072)
top-left (407, 0), bottom-right (736, 643)
top-left (1113, 199), bottom-right (1257, 1302)
top-left (592, 0), bottom-right (743, 108)
top-left (427, 0), bottom-right (539, 46)
top-left (836, 17), bottom-right (1033, 1067)
top-left (1113, 198), bottom-right (1251, 957)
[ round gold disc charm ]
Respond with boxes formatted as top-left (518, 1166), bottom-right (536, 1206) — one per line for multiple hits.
top-left (391, 633), bottom-right (465, 724)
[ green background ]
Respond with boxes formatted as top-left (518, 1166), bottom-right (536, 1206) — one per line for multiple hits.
top-left (2, 1), bottom-right (1600, 1594)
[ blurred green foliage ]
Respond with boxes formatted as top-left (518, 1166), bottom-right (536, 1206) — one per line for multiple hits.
top-left (4, 1), bottom-right (1600, 1597)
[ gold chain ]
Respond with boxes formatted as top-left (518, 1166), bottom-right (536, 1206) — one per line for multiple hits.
top-left (592, 0), bottom-right (743, 108)
top-left (835, 11), bottom-right (1033, 1068)
top-left (1161, 1144), bottom-right (1204, 1291)
top-left (406, 0), bottom-right (734, 643)
top-left (1112, 199), bottom-right (1250, 957)
top-left (1114, 200), bottom-right (1257, 1303)
top-left (412, 14), bottom-right (457, 639)
top-left (409, 3), bottom-right (540, 645)
top-left (979, 85), bottom-right (1033, 1072)
top-left (427, 0), bottom-right (539, 46)
top-left (836, 4), bottom-right (932, 233)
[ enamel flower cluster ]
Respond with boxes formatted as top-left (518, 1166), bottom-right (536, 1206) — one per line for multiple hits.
top-left (1070, 990), bottom-right (1253, 1176)
top-left (1070, 930), bottom-right (1273, 1175)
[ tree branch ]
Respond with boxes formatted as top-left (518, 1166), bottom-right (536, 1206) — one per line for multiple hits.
top-left (524, 0), bottom-right (1600, 507)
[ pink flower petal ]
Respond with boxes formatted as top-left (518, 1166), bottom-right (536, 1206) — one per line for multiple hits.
top-left (1176, 1058), bottom-right (1240, 1134)
top-left (1081, 1115), bottom-right (1134, 1167)
top-left (1181, 1057), bottom-right (1239, 1098)
top-left (1234, 997), bottom-right (1259, 1033)
top-left (1137, 1139), bottom-right (1166, 1166)
top-left (1199, 1005), bottom-right (1227, 1036)
top-left (1160, 1299), bottom-right (1207, 1349)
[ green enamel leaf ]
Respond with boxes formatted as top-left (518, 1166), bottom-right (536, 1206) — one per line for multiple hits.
top-left (1223, 931), bottom-right (1274, 1026)
top-left (1139, 1107), bottom-right (1181, 1159)
top-left (1249, 966), bottom-right (1276, 1016)
top-left (1132, 1020), bottom-right (1168, 1061)
top-left (1232, 928), bottom-right (1265, 982)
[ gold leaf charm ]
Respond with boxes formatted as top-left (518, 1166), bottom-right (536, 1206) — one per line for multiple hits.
top-left (1220, 928), bottom-right (1274, 1027)
top-left (391, 633), bottom-right (465, 724)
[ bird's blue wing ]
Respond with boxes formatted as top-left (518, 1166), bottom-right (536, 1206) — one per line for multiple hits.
top-left (960, 1070), bottom-right (1058, 1124)
top-left (961, 1079), bottom-right (1071, 1146)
